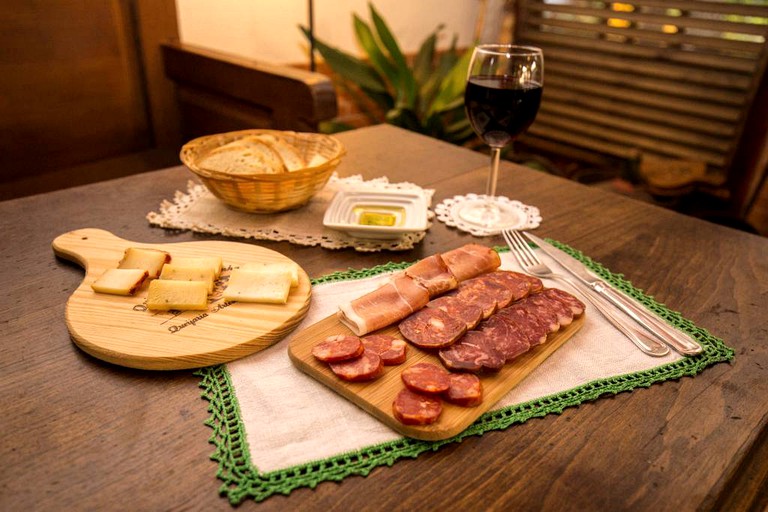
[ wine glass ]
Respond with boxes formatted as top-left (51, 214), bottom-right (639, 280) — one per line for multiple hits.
top-left (458, 44), bottom-right (543, 232)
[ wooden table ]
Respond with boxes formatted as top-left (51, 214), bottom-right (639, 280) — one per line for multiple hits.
top-left (1, 125), bottom-right (766, 511)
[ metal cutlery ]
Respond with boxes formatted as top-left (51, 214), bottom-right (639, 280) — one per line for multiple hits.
top-left (502, 229), bottom-right (670, 357)
top-left (522, 232), bottom-right (702, 356)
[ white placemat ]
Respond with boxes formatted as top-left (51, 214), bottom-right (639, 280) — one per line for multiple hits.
top-left (228, 251), bottom-right (682, 473)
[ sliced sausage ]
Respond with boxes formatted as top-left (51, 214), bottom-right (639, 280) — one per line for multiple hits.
top-left (401, 362), bottom-right (451, 394)
top-left (362, 334), bottom-right (407, 365)
top-left (312, 334), bottom-right (364, 363)
top-left (482, 271), bottom-right (532, 302)
top-left (438, 331), bottom-right (505, 373)
top-left (496, 305), bottom-right (548, 346)
top-left (444, 373), bottom-right (483, 407)
top-left (530, 291), bottom-right (574, 327)
top-left (454, 282), bottom-right (497, 318)
top-left (479, 315), bottom-right (531, 362)
top-left (329, 350), bottom-right (383, 382)
top-left (542, 288), bottom-right (586, 317)
top-left (426, 295), bottom-right (483, 330)
top-left (399, 307), bottom-right (466, 349)
top-left (392, 388), bottom-right (443, 425)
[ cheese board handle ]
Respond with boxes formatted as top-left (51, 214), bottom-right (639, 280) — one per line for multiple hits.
top-left (52, 228), bottom-right (128, 271)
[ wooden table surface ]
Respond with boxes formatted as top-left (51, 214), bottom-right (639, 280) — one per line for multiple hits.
top-left (1, 124), bottom-right (766, 511)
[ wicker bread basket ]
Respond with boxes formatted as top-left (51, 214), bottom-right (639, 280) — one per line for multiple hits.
top-left (180, 129), bottom-right (345, 213)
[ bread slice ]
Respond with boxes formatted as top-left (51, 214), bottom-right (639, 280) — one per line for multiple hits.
top-left (253, 135), bottom-right (306, 171)
top-left (199, 139), bottom-right (286, 175)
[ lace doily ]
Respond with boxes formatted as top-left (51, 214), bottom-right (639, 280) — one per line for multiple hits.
top-left (434, 194), bottom-right (542, 236)
top-left (147, 174), bottom-right (434, 252)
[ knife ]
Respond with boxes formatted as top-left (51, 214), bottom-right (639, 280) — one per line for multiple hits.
top-left (524, 233), bottom-right (703, 356)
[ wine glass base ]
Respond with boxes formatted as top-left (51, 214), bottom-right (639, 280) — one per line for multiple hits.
top-left (434, 194), bottom-right (542, 237)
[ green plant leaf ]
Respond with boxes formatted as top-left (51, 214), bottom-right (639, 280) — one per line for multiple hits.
top-left (368, 4), bottom-right (417, 109)
top-left (300, 25), bottom-right (388, 94)
top-left (426, 46), bottom-right (472, 117)
top-left (353, 14), bottom-right (398, 90)
top-left (412, 26), bottom-right (441, 87)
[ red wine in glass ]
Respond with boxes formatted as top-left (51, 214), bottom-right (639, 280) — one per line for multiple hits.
top-left (465, 76), bottom-right (542, 148)
top-left (455, 44), bottom-right (543, 233)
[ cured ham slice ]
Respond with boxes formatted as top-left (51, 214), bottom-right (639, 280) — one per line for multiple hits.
top-left (441, 244), bottom-right (501, 282)
top-left (404, 254), bottom-right (458, 296)
top-left (338, 275), bottom-right (430, 336)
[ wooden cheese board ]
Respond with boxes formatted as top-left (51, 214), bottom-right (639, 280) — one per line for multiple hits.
top-left (289, 311), bottom-right (583, 441)
top-left (53, 228), bottom-right (311, 370)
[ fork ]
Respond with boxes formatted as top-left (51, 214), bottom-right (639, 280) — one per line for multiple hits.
top-left (502, 229), bottom-right (670, 357)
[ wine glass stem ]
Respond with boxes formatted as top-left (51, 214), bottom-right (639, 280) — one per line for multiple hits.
top-left (486, 146), bottom-right (502, 197)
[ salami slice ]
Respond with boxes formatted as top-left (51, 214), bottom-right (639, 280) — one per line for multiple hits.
top-left (516, 272), bottom-right (544, 294)
top-left (399, 307), bottom-right (466, 349)
top-left (496, 305), bottom-right (548, 346)
top-left (530, 291), bottom-right (573, 327)
top-left (479, 315), bottom-right (530, 361)
top-left (519, 297), bottom-right (560, 334)
top-left (312, 334), bottom-right (364, 363)
top-left (329, 350), bottom-right (383, 382)
top-left (362, 334), bottom-right (407, 365)
top-left (470, 274), bottom-right (515, 309)
top-left (542, 288), bottom-right (586, 317)
top-left (482, 271), bottom-right (533, 302)
top-left (401, 362), bottom-right (450, 394)
top-left (444, 373), bottom-right (483, 407)
top-left (392, 388), bottom-right (442, 425)
top-left (426, 295), bottom-right (483, 330)
top-left (454, 282), bottom-right (497, 318)
top-left (438, 331), bottom-right (505, 372)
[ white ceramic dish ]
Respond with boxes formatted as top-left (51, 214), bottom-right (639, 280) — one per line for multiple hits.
top-left (323, 188), bottom-right (429, 239)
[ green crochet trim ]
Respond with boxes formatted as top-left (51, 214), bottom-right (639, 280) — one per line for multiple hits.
top-left (196, 242), bottom-right (734, 505)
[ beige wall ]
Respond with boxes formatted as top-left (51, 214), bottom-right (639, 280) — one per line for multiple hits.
top-left (175, 0), bottom-right (486, 65)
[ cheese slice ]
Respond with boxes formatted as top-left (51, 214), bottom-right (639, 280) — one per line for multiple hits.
top-left (118, 247), bottom-right (171, 278)
top-left (159, 264), bottom-right (216, 293)
top-left (91, 268), bottom-right (149, 296)
top-left (170, 256), bottom-right (223, 278)
top-left (223, 268), bottom-right (292, 304)
top-left (240, 261), bottom-right (299, 287)
top-left (147, 280), bottom-right (208, 311)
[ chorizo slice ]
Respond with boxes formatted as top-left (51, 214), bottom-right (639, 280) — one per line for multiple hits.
top-left (444, 373), bottom-right (483, 407)
top-left (454, 282), bottom-right (497, 319)
top-left (399, 307), bottom-right (467, 349)
top-left (496, 305), bottom-right (548, 346)
top-left (362, 334), bottom-right (407, 365)
top-left (479, 316), bottom-right (531, 362)
top-left (482, 270), bottom-right (533, 302)
top-left (470, 275), bottom-right (516, 309)
top-left (542, 288), bottom-right (585, 317)
top-left (329, 350), bottom-right (383, 382)
top-left (392, 388), bottom-right (443, 425)
top-left (517, 296), bottom-right (560, 334)
top-left (312, 334), bottom-right (364, 363)
top-left (530, 291), bottom-right (574, 327)
top-left (401, 362), bottom-right (451, 394)
top-left (438, 331), bottom-right (505, 373)
top-left (426, 295), bottom-right (483, 330)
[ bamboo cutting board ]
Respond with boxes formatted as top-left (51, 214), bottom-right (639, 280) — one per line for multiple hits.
top-left (289, 312), bottom-right (583, 441)
top-left (53, 228), bottom-right (311, 370)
